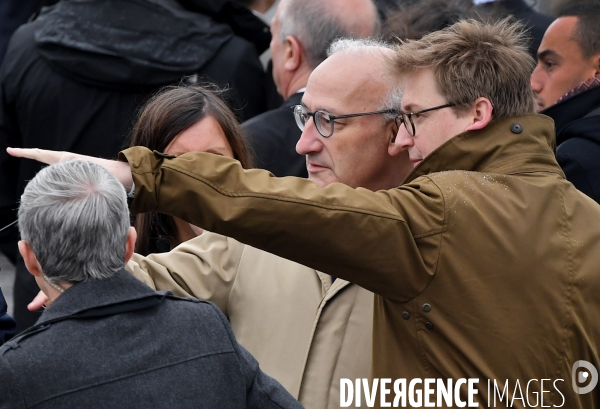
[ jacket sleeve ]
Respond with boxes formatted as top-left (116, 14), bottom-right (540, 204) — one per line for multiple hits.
top-left (120, 147), bottom-right (445, 302)
top-left (126, 232), bottom-right (245, 315)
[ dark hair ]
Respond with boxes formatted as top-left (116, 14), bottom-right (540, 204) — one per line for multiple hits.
top-left (382, 0), bottom-right (476, 42)
top-left (130, 84), bottom-right (253, 255)
top-left (558, 2), bottom-right (600, 59)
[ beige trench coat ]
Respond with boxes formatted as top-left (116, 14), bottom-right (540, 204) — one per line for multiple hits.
top-left (127, 234), bottom-right (373, 409)
top-left (121, 115), bottom-right (600, 408)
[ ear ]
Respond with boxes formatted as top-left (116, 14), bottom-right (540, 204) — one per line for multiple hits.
top-left (18, 240), bottom-right (42, 277)
top-left (283, 35), bottom-right (303, 72)
top-left (124, 226), bottom-right (137, 263)
top-left (464, 97), bottom-right (493, 131)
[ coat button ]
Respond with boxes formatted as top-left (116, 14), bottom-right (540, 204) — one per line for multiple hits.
top-left (402, 311), bottom-right (410, 320)
top-left (510, 123), bottom-right (523, 134)
top-left (422, 303), bottom-right (431, 312)
top-left (425, 322), bottom-right (434, 330)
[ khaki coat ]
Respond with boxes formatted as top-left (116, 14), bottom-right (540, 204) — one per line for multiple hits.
top-left (127, 235), bottom-right (373, 409)
top-left (121, 115), bottom-right (600, 408)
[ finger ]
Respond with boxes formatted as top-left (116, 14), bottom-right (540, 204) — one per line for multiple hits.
top-left (28, 291), bottom-right (50, 311)
top-left (7, 147), bottom-right (63, 165)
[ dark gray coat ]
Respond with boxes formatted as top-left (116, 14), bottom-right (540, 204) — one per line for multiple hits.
top-left (0, 270), bottom-right (302, 409)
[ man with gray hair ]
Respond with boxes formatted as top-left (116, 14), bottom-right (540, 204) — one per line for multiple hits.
top-left (10, 38), bottom-right (411, 409)
top-left (242, 0), bottom-right (379, 177)
top-left (0, 160), bottom-right (300, 409)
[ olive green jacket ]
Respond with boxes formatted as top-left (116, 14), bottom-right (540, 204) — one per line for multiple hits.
top-left (121, 115), bottom-right (600, 408)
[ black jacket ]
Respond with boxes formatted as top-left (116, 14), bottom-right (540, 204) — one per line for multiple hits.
top-left (542, 86), bottom-right (600, 203)
top-left (242, 92), bottom-right (308, 178)
top-left (0, 288), bottom-right (15, 345)
top-left (0, 270), bottom-right (302, 409)
top-left (0, 0), bottom-right (268, 331)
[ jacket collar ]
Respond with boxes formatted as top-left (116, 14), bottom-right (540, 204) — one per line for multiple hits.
top-left (37, 269), bottom-right (162, 324)
top-left (283, 92), bottom-right (304, 109)
top-left (542, 86), bottom-right (600, 139)
top-left (404, 115), bottom-right (563, 184)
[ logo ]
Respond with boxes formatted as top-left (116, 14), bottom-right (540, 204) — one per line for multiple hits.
top-left (572, 360), bottom-right (598, 394)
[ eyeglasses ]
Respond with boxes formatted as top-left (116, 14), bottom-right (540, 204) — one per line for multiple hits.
top-left (395, 103), bottom-right (455, 136)
top-left (292, 105), bottom-right (397, 138)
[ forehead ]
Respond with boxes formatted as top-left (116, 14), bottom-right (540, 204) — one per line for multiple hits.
top-left (400, 69), bottom-right (444, 110)
top-left (539, 16), bottom-right (582, 57)
top-left (303, 52), bottom-right (389, 113)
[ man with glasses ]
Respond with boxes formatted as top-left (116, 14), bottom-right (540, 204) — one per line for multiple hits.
top-left (11, 39), bottom-right (410, 409)
top-left (11, 20), bottom-right (600, 407)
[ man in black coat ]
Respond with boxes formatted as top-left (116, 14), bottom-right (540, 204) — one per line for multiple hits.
top-left (0, 0), bottom-right (269, 331)
top-left (242, 0), bottom-right (379, 178)
top-left (531, 3), bottom-right (600, 203)
top-left (0, 160), bottom-right (300, 409)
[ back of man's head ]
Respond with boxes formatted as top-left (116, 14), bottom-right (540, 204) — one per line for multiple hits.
top-left (18, 161), bottom-right (130, 285)
top-left (391, 18), bottom-right (537, 119)
top-left (557, 2), bottom-right (600, 59)
top-left (278, 0), bottom-right (380, 68)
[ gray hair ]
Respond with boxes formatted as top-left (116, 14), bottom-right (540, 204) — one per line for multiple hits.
top-left (18, 160), bottom-right (130, 285)
top-left (279, 0), bottom-right (380, 68)
top-left (328, 37), bottom-right (403, 120)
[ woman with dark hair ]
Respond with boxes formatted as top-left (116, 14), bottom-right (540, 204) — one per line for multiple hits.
top-left (130, 85), bottom-right (253, 255)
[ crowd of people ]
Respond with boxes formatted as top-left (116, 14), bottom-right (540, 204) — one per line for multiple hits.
top-left (1, 0), bottom-right (600, 408)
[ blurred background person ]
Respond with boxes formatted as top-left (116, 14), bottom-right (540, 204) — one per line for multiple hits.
top-left (129, 85), bottom-right (253, 255)
top-left (0, 287), bottom-right (15, 345)
top-left (0, 0), bottom-right (268, 332)
top-left (531, 2), bottom-right (600, 203)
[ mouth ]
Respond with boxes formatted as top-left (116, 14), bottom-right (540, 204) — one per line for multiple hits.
top-left (410, 158), bottom-right (422, 167)
top-left (306, 162), bottom-right (328, 173)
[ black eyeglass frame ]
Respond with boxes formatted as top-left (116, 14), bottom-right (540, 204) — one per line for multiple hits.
top-left (395, 103), bottom-right (456, 137)
top-left (292, 105), bottom-right (398, 138)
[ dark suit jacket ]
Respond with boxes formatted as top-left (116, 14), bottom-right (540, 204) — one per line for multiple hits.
top-left (542, 86), bottom-right (600, 203)
top-left (243, 92), bottom-right (308, 178)
top-left (0, 288), bottom-right (15, 345)
top-left (0, 270), bottom-right (302, 409)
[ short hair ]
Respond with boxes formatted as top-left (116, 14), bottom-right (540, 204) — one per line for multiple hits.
top-left (327, 37), bottom-right (402, 120)
top-left (130, 84), bottom-right (253, 255)
top-left (18, 161), bottom-right (130, 285)
top-left (558, 2), bottom-right (600, 59)
top-left (391, 18), bottom-right (536, 119)
top-left (278, 0), bottom-right (380, 68)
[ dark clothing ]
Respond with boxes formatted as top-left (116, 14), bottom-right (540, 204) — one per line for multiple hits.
top-left (542, 85), bottom-right (600, 203)
top-left (0, 0), bottom-right (44, 65)
top-left (243, 92), bottom-right (307, 178)
top-left (478, 0), bottom-right (554, 57)
top-left (0, 288), bottom-right (15, 345)
top-left (0, 270), bottom-right (302, 409)
top-left (0, 0), bottom-right (267, 331)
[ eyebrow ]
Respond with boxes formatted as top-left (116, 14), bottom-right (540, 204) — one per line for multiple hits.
top-left (537, 49), bottom-right (560, 61)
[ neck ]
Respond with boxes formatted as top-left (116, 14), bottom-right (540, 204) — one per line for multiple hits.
top-left (40, 275), bottom-right (73, 303)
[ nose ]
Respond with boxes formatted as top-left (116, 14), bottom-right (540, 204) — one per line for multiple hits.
top-left (296, 119), bottom-right (323, 155)
top-left (530, 64), bottom-right (543, 94)
top-left (393, 126), bottom-right (414, 151)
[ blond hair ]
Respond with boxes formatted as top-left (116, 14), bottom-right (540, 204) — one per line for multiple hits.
top-left (390, 18), bottom-right (537, 119)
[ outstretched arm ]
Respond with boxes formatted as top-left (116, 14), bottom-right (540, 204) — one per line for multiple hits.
top-left (6, 148), bottom-right (134, 190)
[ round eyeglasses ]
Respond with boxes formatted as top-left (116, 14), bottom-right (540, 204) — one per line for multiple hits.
top-left (292, 105), bottom-right (397, 138)
top-left (395, 103), bottom-right (455, 137)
